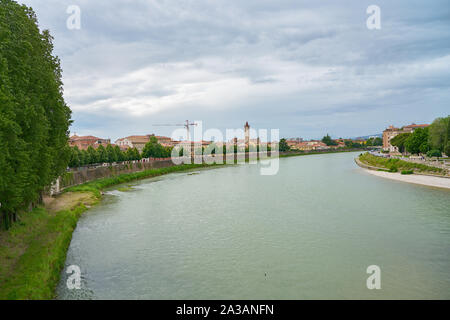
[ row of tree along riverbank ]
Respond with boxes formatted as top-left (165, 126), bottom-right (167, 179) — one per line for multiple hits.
top-left (60, 148), bottom-right (367, 193)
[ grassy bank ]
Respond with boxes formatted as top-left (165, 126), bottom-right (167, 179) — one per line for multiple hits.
top-left (0, 163), bottom-right (219, 299)
top-left (0, 197), bottom-right (97, 299)
top-left (359, 153), bottom-right (446, 175)
top-left (280, 148), bottom-right (365, 158)
top-left (65, 163), bottom-right (221, 196)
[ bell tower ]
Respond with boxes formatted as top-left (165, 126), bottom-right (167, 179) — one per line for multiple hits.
top-left (244, 121), bottom-right (250, 147)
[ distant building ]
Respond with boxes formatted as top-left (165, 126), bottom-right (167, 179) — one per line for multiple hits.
top-left (155, 135), bottom-right (174, 147)
top-left (115, 134), bottom-right (179, 152)
top-left (290, 140), bottom-right (329, 151)
top-left (382, 123), bottom-right (429, 152)
top-left (229, 122), bottom-right (260, 148)
top-left (115, 135), bottom-right (150, 152)
top-left (69, 135), bottom-right (111, 150)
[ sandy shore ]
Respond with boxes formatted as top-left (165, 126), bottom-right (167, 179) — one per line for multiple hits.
top-left (364, 169), bottom-right (450, 189)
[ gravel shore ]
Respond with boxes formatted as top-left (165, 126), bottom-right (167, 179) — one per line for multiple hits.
top-left (364, 169), bottom-right (450, 189)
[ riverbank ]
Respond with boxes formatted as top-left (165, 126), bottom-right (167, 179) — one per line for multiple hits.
top-left (355, 155), bottom-right (450, 190)
top-left (358, 152), bottom-right (447, 175)
top-left (0, 163), bottom-right (216, 299)
top-left (0, 193), bottom-right (98, 299)
top-left (363, 169), bottom-right (450, 189)
top-left (279, 148), bottom-right (365, 158)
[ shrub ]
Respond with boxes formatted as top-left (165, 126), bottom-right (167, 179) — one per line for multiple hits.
top-left (358, 153), bottom-right (444, 174)
top-left (426, 149), bottom-right (442, 157)
top-left (401, 170), bottom-right (414, 175)
top-left (389, 166), bottom-right (398, 173)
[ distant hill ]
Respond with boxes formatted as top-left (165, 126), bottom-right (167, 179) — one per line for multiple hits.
top-left (350, 133), bottom-right (382, 140)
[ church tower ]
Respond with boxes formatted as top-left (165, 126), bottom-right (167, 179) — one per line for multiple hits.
top-left (244, 121), bottom-right (250, 147)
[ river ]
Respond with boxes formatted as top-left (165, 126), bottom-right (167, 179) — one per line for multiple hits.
top-left (57, 152), bottom-right (450, 299)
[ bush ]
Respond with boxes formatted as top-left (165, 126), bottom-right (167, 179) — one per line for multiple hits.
top-left (426, 149), bottom-right (442, 157)
top-left (401, 170), bottom-right (414, 175)
top-left (358, 153), bottom-right (444, 174)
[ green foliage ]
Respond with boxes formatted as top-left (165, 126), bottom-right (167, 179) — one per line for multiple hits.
top-left (0, 205), bottom-right (89, 299)
top-left (66, 163), bottom-right (218, 195)
top-left (67, 144), bottom-right (134, 167)
top-left (142, 136), bottom-right (172, 158)
top-left (404, 127), bottom-right (429, 154)
top-left (365, 137), bottom-right (382, 146)
top-left (428, 116), bottom-right (450, 154)
top-left (106, 144), bottom-right (117, 163)
top-left (86, 146), bottom-right (98, 164)
top-left (401, 170), bottom-right (414, 175)
top-left (426, 149), bottom-right (442, 157)
top-left (390, 133), bottom-right (411, 153)
top-left (344, 140), bottom-right (362, 148)
top-left (389, 166), bottom-right (398, 173)
top-left (60, 171), bottom-right (74, 187)
top-left (279, 138), bottom-right (290, 152)
top-left (359, 153), bottom-right (444, 174)
top-left (322, 134), bottom-right (337, 146)
top-left (126, 147), bottom-right (141, 161)
top-left (68, 146), bottom-right (81, 168)
top-left (114, 145), bottom-right (125, 161)
top-left (96, 145), bottom-right (108, 163)
top-left (0, 0), bottom-right (71, 227)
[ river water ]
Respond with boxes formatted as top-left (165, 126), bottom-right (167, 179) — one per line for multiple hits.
top-left (57, 152), bottom-right (450, 299)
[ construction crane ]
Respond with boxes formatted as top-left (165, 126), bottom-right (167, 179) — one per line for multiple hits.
top-left (152, 120), bottom-right (197, 141)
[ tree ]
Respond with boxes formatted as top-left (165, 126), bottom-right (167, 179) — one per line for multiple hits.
top-left (322, 134), bottom-right (337, 146)
top-left (142, 136), bottom-right (166, 158)
top-left (114, 145), bottom-right (125, 162)
top-left (279, 138), bottom-right (290, 152)
top-left (80, 149), bottom-right (89, 166)
top-left (428, 116), bottom-right (449, 153)
top-left (97, 145), bottom-right (108, 163)
top-left (133, 147), bottom-right (142, 160)
top-left (106, 144), bottom-right (117, 163)
top-left (390, 133), bottom-right (411, 153)
top-left (87, 146), bottom-right (98, 164)
top-left (125, 147), bottom-right (141, 160)
top-left (0, 0), bottom-right (71, 228)
top-left (366, 137), bottom-right (382, 146)
top-left (426, 149), bottom-right (442, 157)
top-left (68, 147), bottom-right (80, 168)
top-left (405, 127), bottom-right (428, 154)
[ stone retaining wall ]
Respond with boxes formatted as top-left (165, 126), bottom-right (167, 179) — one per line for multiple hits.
top-left (50, 159), bottom-right (175, 195)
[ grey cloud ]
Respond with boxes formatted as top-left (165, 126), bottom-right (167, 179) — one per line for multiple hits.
top-left (19, 0), bottom-right (450, 141)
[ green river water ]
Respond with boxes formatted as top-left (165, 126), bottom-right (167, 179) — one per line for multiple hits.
top-left (57, 152), bottom-right (450, 299)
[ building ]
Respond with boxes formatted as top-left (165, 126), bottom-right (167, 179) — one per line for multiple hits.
top-left (382, 123), bottom-right (429, 152)
top-left (286, 140), bottom-right (302, 149)
top-left (244, 121), bottom-right (250, 147)
top-left (150, 135), bottom-right (175, 147)
top-left (69, 135), bottom-right (111, 150)
top-left (229, 122), bottom-right (260, 148)
top-left (115, 134), bottom-right (179, 152)
top-left (290, 140), bottom-right (329, 151)
top-left (115, 135), bottom-right (150, 152)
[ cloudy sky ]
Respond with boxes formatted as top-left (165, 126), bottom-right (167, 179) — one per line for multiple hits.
top-left (19, 0), bottom-right (450, 141)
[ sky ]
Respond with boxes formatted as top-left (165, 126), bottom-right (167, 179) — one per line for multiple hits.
top-left (18, 0), bottom-right (450, 141)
